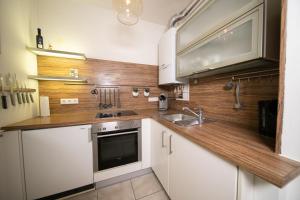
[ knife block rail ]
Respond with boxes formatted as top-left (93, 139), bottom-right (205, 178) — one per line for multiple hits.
top-left (2, 88), bottom-right (36, 92)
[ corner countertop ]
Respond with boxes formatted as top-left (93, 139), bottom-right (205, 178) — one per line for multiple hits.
top-left (2, 109), bottom-right (300, 188)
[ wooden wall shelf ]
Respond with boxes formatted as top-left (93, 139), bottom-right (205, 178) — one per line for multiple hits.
top-left (27, 47), bottom-right (86, 60)
top-left (28, 75), bottom-right (87, 83)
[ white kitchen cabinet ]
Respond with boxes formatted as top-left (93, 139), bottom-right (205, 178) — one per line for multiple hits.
top-left (169, 130), bottom-right (238, 200)
top-left (150, 120), bottom-right (237, 200)
top-left (151, 120), bottom-right (170, 193)
top-left (177, 5), bottom-right (263, 78)
top-left (158, 28), bottom-right (184, 85)
top-left (22, 125), bottom-right (93, 199)
top-left (177, 0), bottom-right (260, 52)
top-left (0, 131), bottom-right (26, 200)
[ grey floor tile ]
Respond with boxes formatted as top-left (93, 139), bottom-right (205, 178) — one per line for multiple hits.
top-left (65, 190), bottom-right (97, 200)
top-left (139, 191), bottom-right (169, 200)
top-left (131, 173), bottom-right (162, 199)
top-left (97, 180), bottom-right (135, 200)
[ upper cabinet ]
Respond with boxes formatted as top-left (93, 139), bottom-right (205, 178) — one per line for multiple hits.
top-left (176, 0), bottom-right (281, 78)
top-left (158, 28), bottom-right (184, 85)
top-left (177, 0), bottom-right (259, 52)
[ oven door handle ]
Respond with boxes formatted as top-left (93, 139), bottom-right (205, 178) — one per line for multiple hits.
top-left (96, 131), bottom-right (138, 138)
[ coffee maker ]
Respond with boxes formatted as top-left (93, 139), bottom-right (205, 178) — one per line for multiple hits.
top-left (159, 93), bottom-right (168, 111)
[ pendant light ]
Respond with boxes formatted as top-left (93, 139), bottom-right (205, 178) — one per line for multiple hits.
top-left (113, 0), bottom-right (143, 26)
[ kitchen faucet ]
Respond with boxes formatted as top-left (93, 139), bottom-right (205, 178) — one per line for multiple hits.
top-left (182, 106), bottom-right (204, 124)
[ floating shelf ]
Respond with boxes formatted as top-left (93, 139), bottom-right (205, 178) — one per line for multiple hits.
top-left (27, 47), bottom-right (86, 60)
top-left (28, 75), bottom-right (88, 83)
top-left (63, 83), bottom-right (157, 87)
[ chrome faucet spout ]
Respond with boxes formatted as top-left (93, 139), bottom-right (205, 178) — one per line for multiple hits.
top-left (182, 106), bottom-right (204, 123)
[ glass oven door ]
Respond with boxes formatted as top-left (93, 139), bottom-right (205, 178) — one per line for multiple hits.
top-left (97, 128), bottom-right (141, 171)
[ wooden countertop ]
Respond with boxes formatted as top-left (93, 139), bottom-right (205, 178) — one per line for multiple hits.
top-left (2, 109), bottom-right (300, 188)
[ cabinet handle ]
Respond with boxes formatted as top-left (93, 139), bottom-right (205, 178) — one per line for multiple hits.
top-left (88, 128), bottom-right (92, 143)
top-left (169, 135), bottom-right (173, 155)
top-left (193, 68), bottom-right (214, 74)
top-left (161, 131), bottom-right (166, 148)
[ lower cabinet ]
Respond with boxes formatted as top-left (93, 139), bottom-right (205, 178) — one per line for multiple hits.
top-left (0, 131), bottom-right (26, 200)
top-left (151, 120), bottom-right (170, 193)
top-left (22, 125), bottom-right (93, 199)
top-left (151, 120), bottom-right (238, 200)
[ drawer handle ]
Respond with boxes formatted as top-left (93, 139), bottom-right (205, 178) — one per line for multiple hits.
top-left (169, 135), bottom-right (173, 155)
top-left (161, 131), bottom-right (166, 148)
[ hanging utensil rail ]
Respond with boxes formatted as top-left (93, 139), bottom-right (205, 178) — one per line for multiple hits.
top-left (215, 69), bottom-right (279, 81)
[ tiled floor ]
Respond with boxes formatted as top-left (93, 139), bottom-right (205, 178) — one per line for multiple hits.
top-left (66, 173), bottom-right (169, 200)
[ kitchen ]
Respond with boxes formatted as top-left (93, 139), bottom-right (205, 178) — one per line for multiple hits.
top-left (1, 0), bottom-right (300, 200)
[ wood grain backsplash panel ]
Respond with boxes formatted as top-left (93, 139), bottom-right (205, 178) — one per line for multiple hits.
top-left (37, 56), bottom-right (162, 114)
top-left (170, 72), bottom-right (279, 130)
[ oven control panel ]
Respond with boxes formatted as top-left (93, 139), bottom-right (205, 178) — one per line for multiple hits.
top-left (92, 120), bottom-right (141, 133)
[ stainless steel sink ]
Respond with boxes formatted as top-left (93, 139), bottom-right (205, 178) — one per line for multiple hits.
top-left (161, 113), bottom-right (215, 127)
top-left (161, 114), bottom-right (196, 123)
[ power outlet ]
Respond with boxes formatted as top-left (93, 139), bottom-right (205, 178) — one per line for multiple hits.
top-left (148, 97), bottom-right (158, 102)
top-left (60, 98), bottom-right (79, 105)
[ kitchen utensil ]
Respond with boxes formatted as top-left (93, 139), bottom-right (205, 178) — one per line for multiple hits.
top-left (21, 84), bottom-right (26, 103)
top-left (117, 88), bottom-right (121, 108)
top-left (29, 87), bottom-right (34, 103)
top-left (234, 80), bottom-right (242, 109)
top-left (98, 89), bottom-right (102, 109)
top-left (7, 73), bottom-right (16, 106)
top-left (108, 89), bottom-right (112, 108)
top-left (14, 73), bottom-right (22, 104)
top-left (103, 89), bottom-right (108, 109)
top-left (113, 89), bottom-right (116, 107)
top-left (91, 88), bottom-right (98, 95)
top-left (224, 77), bottom-right (234, 90)
top-left (24, 84), bottom-right (30, 103)
top-left (0, 73), bottom-right (8, 109)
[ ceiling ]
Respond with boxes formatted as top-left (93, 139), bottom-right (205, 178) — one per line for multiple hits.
top-left (96, 0), bottom-right (193, 26)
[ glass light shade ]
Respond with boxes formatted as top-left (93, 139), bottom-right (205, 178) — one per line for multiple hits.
top-left (113, 0), bottom-right (143, 25)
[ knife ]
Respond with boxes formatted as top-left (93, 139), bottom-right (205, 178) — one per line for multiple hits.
top-left (24, 83), bottom-right (30, 103)
top-left (7, 73), bottom-right (16, 106)
top-left (21, 83), bottom-right (26, 103)
top-left (14, 73), bottom-right (22, 104)
top-left (28, 83), bottom-right (34, 103)
top-left (0, 74), bottom-right (8, 109)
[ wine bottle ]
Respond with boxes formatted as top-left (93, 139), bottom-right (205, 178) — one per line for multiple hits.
top-left (36, 28), bottom-right (44, 49)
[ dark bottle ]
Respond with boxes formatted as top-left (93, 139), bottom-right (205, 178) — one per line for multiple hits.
top-left (36, 28), bottom-right (44, 49)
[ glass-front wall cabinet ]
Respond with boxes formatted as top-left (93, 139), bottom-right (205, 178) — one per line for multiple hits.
top-left (177, 5), bottom-right (263, 77)
top-left (176, 0), bottom-right (264, 78)
top-left (177, 0), bottom-right (262, 52)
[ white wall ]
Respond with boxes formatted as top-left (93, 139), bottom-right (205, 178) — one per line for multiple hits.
top-left (0, 0), bottom-right (38, 198)
top-left (34, 0), bottom-right (166, 65)
top-left (0, 0), bottom-right (39, 129)
top-left (278, 0), bottom-right (300, 199)
top-left (281, 0), bottom-right (300, 162)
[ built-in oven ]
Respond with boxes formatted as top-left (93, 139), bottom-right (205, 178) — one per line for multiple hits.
top-left (92, 120), bottom-right (141, 172)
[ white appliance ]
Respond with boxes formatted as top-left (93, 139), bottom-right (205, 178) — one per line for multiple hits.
top-left (158, 28), bottom-right (184, 85)
top-left (22, 125), bottom-right (93, 199)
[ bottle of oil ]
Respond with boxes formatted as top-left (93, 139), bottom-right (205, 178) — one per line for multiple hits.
top-left (36, 28), bottom-right (44, 49)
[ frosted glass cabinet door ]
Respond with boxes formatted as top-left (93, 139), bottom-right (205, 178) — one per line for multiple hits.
top-left (177, 5), bottom-right (263, 78)
top-left (177, 0), bottom-right (262, 52)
